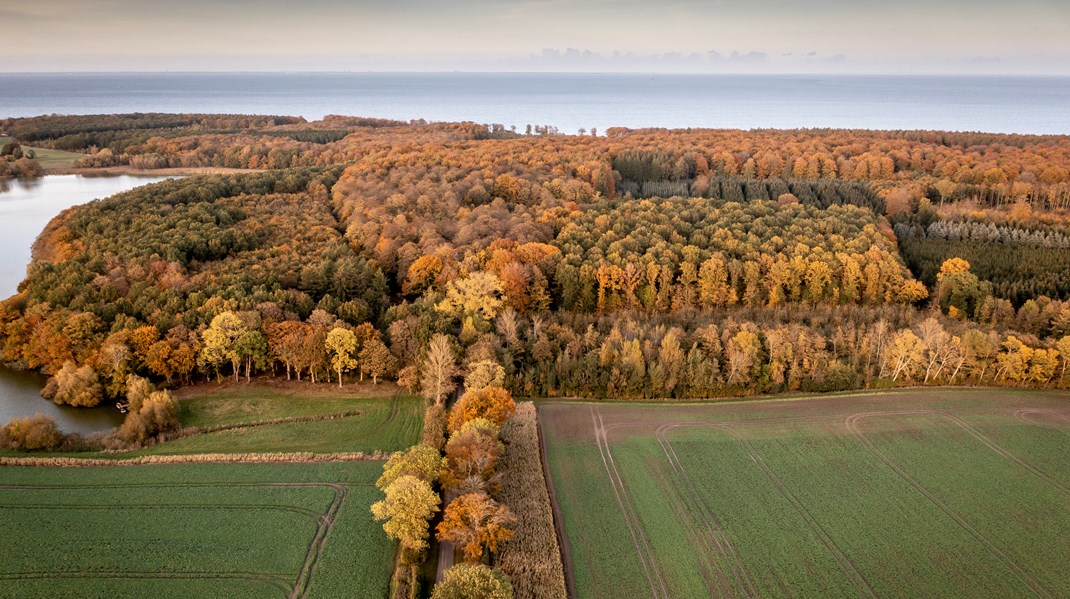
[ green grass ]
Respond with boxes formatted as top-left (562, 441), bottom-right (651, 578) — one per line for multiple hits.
top-left (137, 384), bottom-right (422, 457)
top-left (0, 383), bottom-right (424, 459)
top-left (541, 389), bottom-right (1070, 599)
top-left (0, 135), bottom-right (84, 169)
top-left (0, 461), bottom-right (395, 598)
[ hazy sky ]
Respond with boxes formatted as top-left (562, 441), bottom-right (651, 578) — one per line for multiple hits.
top-left (4, 0), bottom-right (1069, 74)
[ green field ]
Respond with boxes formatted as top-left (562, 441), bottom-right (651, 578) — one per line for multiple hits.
top-left (541, 389), bottom-right (1070, 599)
top-left (0, 461), bottom-right (395, 598)
top-left (0, 384), bottom-right (423, 459)
top-left (134, 384), bottom-right (421, 456)
top-left (0, 135), bottom-right (84, 169)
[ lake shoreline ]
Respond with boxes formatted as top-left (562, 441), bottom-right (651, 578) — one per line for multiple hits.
top-left (0, 174), bottom-right (173, 433)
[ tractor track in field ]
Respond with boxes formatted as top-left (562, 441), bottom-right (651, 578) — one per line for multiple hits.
top-left (291, 483), bottom-right (348, 599)
top-left (845, 411), bottom-right (1053, 599)
top-left (590, 407), bottom-right (670, 599)
top-left (660, 422), bottom-right (877, 599)
top-left (0, 502), bottom-right (324, 518)
top-left (0, 570), bottom-right (293, 595)
top-left (654, 424), bottom-right (757, 599)
top-left (850, 410), bottom-right (1070, 499)
top-left (1014, 408), bottom-right (1070, 430)
top-left (0, 480), bottom-right (350, 598)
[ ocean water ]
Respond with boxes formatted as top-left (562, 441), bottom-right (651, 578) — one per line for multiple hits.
top-left (1, 72), bottom-right (1069, 135)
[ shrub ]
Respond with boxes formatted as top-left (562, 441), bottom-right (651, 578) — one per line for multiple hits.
top-left (0, 414), bottom-right (63, 451)
top-left (41, 361), bottom-right (104, 407)
top-left (431, 564), bottom-right (513, 599)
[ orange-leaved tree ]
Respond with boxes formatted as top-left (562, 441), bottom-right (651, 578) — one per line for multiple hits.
top-left (441, 419), bottom-right (504, 493)
top-left (436, 492), bottom-right (516, 562)
top-left (447, 386), bottom-right (515, 433)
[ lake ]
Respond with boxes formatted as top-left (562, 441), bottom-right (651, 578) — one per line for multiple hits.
top-left (0, 175), bottom-right (171, 434)
top-left (2, 72), bottom-right (1070, 135)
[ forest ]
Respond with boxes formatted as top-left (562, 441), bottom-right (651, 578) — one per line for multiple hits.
top-left (1, 114), bottom-right (1070, 422)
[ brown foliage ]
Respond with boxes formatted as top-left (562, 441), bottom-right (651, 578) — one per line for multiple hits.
top-left (436, 492), bottom-right (516, 562)
top-left (447, 386), bottom-right (516, 433)
top-left (441, 419), bottom-right (504, 492)
top-left (0, 414), bottom-right (63, 451)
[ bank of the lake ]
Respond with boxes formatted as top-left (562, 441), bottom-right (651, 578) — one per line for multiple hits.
top-left (0, 174), bottom-right (173, 433)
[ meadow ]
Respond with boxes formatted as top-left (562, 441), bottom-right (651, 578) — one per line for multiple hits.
top-left (0, 383), bottom-right (423, 459)
top-left (0, 461), bottom-right (395, 599)
top-left (143, 384), bottom-right (423, 456)
top-left (540, 389), bottom-right (1070, 599)
top-left (0, 135), bottom-right (83, 170)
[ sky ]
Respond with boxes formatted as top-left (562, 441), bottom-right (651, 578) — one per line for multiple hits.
top-left (3, 0), bottom-right (1069, 74)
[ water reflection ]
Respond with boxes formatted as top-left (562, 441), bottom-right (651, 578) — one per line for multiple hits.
top-left (0, 366), bottom-right (123, 435)
top-left (0, 174), bottom-right (173, 434)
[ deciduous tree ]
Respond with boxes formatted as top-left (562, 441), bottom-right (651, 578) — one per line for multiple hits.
top-left (436, 492), bottom-right (516, 562)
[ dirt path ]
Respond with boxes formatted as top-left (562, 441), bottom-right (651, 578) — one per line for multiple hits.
top-left (590, 407), bottom-right (669, 599)
top-left (845, 411), bottom-right (1052, 599)
top-left (435, 541), bottom-right (456, 583)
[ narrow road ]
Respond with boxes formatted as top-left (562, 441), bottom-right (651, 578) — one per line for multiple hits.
top-left (435, 540), bottom-right (456, 583)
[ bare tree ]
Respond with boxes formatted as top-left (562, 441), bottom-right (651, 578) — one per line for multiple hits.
top-left (421, 334), bottom-right (458, 406)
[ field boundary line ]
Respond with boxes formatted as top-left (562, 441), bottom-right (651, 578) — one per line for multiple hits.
top-left (845, 411), bottom-right (1052, 599)
top-left (654, 424), bottom-right (756, 598)
top-left (0, 451), bottom-right (384, 468)
top-left (664, 422), bottom-right (877, 599)
top-left (536, 405), bottom-right (578, 599)
top-left (590, 407), bottom-right (669, 599)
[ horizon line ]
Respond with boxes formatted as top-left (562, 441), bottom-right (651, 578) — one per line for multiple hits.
top-left (3, 70), bottom-right (1070, 78)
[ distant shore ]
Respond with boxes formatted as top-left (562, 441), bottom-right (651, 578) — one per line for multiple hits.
top-left (46, 165), bottom-right (258, 177)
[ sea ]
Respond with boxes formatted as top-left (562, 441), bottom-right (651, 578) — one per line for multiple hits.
top-left (2, 72), bottom-right (1069, 135)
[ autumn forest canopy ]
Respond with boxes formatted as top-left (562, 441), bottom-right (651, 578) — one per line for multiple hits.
top-left (2, 113), bottom-right (1070, 419)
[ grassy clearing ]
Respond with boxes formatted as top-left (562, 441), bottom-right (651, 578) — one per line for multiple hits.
top-left (0, 461), bottom-right (394, 598)
top-left (172, 383), bottom-right (396, 427)
top-left (541, 389), bottom-right (1070, 599)
top-left (0, 383), bottom-right (423, 459)
top-left (0, 135), bottom-right (84, 170)
top-left (137, 384), bottom-right (422, 457)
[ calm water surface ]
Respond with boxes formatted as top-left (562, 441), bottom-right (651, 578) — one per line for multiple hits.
top-left (0, 175), bottom-right (171, 433)
top-left (2, 73), bottom-right (1069, 134)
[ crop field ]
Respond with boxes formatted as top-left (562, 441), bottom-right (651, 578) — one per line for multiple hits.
top-left (540, 389), bottom-right (1070, 599)
top-left (0, 461), bottom-right (394, 599)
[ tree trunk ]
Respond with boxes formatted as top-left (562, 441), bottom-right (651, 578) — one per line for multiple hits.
top-left (338, 367), bottom-right (344, 388)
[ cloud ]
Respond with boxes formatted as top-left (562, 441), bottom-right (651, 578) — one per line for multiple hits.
top-left (2, 0), bottom-right (1068, 74)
